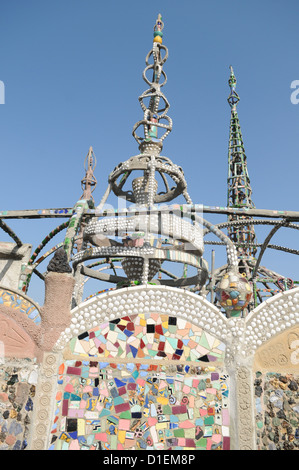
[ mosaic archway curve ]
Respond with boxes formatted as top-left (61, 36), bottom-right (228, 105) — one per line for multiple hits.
top-left (54, 285), bottom-right (230, 352)
top-left (242, 286), bottom-right (299, 359)
top-left (248, 287), bottom-right (299, 451)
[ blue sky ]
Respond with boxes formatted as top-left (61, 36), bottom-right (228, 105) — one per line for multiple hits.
top-left (0, 0), bottom-right (298, 303)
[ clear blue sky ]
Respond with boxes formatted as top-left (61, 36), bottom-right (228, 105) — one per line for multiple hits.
top-left (0, 0), bottom-right (298, 303)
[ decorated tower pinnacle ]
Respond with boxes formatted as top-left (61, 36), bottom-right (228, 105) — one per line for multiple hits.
top-left (227, 66), bottom-right (257, 269)
top-left (132, 13), bottom-right (173, 156)
top-left (80, 146), bottom-right (97, 204)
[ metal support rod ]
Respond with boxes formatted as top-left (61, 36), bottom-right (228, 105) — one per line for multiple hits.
top-left (251, 219), bottom-right (290, 281)
top-left (210, 249), bottom-right (215, 303)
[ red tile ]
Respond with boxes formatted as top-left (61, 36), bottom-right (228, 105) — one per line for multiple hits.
top-left (127, 383), bottom-right (136, 390)
top-left (185, 439), bottom-right (196, 447)
top-left (66, 367), bottom-right (81, 376)
top-left (155, 324), bottom-right (163, 335)
top-left (115, 403), bottom-right (130, 414)
top-left (127, 322), bottom-right (134, 331)
top-left (172, 405), bottom-right (187, 415)
top-left (223, 437), bottom-right (230, 450)
top-left (62, 399), bottom-right (69, 417)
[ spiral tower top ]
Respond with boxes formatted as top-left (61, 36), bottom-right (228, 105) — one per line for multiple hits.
top-left (108, 14), bottom-right (192, 206)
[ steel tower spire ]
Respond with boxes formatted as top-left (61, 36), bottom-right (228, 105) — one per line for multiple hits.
top-left (227, 66), bottom-right (257, 272)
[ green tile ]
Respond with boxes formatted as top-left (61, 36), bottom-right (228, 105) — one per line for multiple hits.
top-left (163, 405), bottom-right (172, 415)
top-left (197, 438), bottom-right (207, 448)
top-left (204, 416), bottom-right (214, 425)
top-left (173, 428), bottom-right (185, 438)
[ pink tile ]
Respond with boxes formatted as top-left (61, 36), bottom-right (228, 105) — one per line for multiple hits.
top-left (119, 419), bottom-right (131, 430)
top-left (95, 433), bottom-right (108, 442)
top-left (136, 378), bottom-right (145, 386)
top-left (69, 439), bottom-right (80, 450)
top-left (68, 409), bottom-right (85, 418)
top-left (212, 433), bottom-right (222, 443)
top-left (148, 417), bottom-right (157, 426)
top-left (222, 409), bottom-right (229, 426)
top-left (179, 420), bottom-right (194, 429)
top-left (206, 438), bottom-right (212, 450)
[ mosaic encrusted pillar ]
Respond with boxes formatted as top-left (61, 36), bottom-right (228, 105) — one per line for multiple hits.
top-left (29, 352), bottom-right (60, 450)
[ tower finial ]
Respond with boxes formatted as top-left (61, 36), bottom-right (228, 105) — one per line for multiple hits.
top-left (80, 146), bottom-right (97, 204)
top-left (132, 14), bottom-right (172, 151)
top-left (228, 65), bottom-right (240, 110)
top-left (153, 13), bottom-right (164, 44)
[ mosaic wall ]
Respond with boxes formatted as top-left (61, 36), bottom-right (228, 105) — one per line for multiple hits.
top-left (255, 372), bottom-right (299, 450)
top-left (0, 361), bottom-right (38, 450)
top-left (50, 361), bottom-right (230, 450)
top-left (69, 313), bottom-right (226, 363)
top-left (0, 288), bottom-right (41, 325)
top-left (50, 314), bottom-right (229, 450)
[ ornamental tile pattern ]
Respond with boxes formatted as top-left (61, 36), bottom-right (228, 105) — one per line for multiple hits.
top-left (0, 288), bottom-right (41, 325)
top-left (50, 314), bottom-right (229, 450)
top-left (50, 362), bottom-right (230, 450)
top-left (69, 313), bottom-right (226, 363)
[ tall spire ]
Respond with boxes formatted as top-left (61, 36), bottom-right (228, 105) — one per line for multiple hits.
top-left (80, 146), bottom-right (97, 204)
top-left (132, 13), bottom-right (172, 154)
top-left (76, 146), bottom-right (97, 253)
top-left (227, 66), bottom-right (257, 267)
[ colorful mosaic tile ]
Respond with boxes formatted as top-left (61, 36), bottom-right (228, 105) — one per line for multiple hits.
top-left (69, 314), bottom-right (226, 363)
top-left (50, 361), bottom-right (230, 450)
top-left (0, 289), bottom-right (41, 325)
top-left (0, 362), bottom-right (38, 450)
top-left (255, 372), bottom-right (299, 450)
top-left (215, 271), bottom-right (252, 317)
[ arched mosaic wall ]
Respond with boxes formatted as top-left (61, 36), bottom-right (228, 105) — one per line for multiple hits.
top-left (2, 284), bottom-right (298, 451)
top-left (49, 287), bottom-right (231, 451)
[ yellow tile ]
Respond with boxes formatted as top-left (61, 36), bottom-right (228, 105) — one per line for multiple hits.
top-left (118, 430), bottom-right (126, 444)
top-left (157, 396), bottom-right (168, 405)
top-left (156, 422), bottom-right (168, 430)
top-left (77, 419), bottom-right (85, 436)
